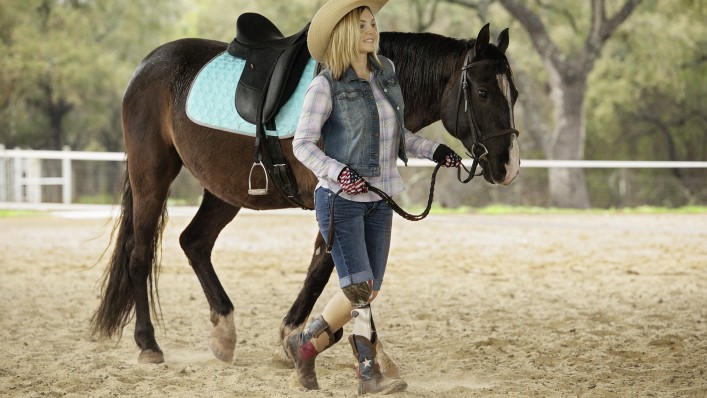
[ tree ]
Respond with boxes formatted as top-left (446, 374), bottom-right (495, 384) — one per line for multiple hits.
top-left (586, 0), bottom-right (707, 205)
top-left (447, 0), bottom-right (644, 207)
top-left (0, 0), bottom-right (184, 151)
top-left (183, 0), bottom-right (320, 41)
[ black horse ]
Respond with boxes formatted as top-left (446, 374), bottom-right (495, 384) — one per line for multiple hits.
top-left (90, 22), bottom-right (520, 369)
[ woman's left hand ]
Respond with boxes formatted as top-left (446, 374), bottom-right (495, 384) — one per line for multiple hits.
top-left (433, 144), bottom-right (462, 168)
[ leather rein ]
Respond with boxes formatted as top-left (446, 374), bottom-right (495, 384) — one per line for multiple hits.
top-left (325, 52), bottom-right (519, 253)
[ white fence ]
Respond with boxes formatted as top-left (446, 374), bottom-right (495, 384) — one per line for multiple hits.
top-left (1, 146), bottom-right (706, 207)
top-left (0, 145), bottom-right (124, 204)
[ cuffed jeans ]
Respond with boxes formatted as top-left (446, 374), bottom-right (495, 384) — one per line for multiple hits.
top-left (315, 187), bottom-right (393, 291)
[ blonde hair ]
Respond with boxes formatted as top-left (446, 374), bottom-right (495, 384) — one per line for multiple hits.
top-left (324, 6), bottom-right (382, 80)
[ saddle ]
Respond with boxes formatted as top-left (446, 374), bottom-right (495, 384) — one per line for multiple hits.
top-left (226, 13), bottom-right (313, 208)
top-left (228, 13), bottom-right (311, 127)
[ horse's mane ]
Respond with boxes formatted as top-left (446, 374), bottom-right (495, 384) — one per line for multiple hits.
top-left (379, 31), bottom-right (514, 131)
top-left (379, 32), bottom-right (473, 129)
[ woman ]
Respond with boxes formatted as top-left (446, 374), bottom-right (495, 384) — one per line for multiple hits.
top-left (287, 0), bottom-right (461, 394)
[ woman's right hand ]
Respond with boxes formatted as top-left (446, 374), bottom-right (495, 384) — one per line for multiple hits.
top-left (337, 167), bottom-right (369, 195)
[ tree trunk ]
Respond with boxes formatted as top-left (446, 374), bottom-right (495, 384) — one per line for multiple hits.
top-left (547, 70), bottom-right (590, 208)
top-left (548, 168), bottom-right (590, 208)
top-left (42, 84), bottom-right (74, 151)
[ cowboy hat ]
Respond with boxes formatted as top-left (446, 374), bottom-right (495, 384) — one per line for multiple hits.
top-left (307, 0), bottom-right (389, 63)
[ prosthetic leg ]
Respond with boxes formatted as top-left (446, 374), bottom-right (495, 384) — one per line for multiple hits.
top-left (345, 283), bottom-right (407, 395)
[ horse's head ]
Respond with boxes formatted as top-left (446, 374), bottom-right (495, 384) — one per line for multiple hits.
top-left (442, 24), bottom-right (520, 186)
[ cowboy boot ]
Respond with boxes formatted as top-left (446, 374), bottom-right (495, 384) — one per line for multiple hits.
top-left (284, 316), bottom-right (342, 390)
top-left (349, 334), bottom-right (407, 395)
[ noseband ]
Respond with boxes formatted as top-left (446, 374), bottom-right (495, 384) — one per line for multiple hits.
top-left (454, 52), bottom-right (519, 183)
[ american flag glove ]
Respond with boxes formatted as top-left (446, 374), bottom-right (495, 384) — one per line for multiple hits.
top-left (444, 152), bottom-right (462, 167)
top-left (337, 167), bottom-right (369, 195)
top-left (433, 144), bottom-right (462, 168)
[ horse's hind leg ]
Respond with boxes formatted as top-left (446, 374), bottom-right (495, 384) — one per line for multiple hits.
top-left (127, 151), bottom-right (182, 364)
top-left (179, 190), bottom-right (240, 362)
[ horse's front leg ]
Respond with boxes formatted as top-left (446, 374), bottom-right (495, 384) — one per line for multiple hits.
top-left (180, 190), bottom-right (240, 362)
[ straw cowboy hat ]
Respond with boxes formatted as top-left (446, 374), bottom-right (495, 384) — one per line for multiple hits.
top-left (307, 0), bottom-right (389, 63)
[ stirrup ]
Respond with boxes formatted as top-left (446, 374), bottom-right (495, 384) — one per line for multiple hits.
top-left (248, 161), bottom-right (269, 195)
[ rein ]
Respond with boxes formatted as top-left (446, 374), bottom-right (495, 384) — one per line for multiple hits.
top-left (326, 163), bottom-right (443, 253)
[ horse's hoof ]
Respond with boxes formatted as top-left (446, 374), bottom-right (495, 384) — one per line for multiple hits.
top-left (270, 346), bottom-right (294, 369)
top-left (209, 312), bottom-right (236, 362)
top-left (376, 338), bottom-right (400, 379)
top-left (288, 370), bottom-right (303, 388)
top-left (138, 349), bottom-right (164, 364)
top-left (378, 352), bottom-right (400, 379)
top-left (273, 323), bottom-right (300, 369)
top-left (209, 336), bottom-right (235, 362)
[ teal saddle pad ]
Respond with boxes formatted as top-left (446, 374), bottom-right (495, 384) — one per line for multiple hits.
top-left (186, 51), bottom-right (316, 138)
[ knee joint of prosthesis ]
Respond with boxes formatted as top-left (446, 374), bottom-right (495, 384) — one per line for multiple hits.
top-left (343, 282), bottom-right (375, 340)
top-left (342, 281), bottom-right (372, 309)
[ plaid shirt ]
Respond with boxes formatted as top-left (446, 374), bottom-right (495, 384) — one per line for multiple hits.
top-left (293, 73), bottom-right (439, 202)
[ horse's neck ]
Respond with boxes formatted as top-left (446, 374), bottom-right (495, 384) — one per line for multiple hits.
top-left (395, 66), bottom-right (444, 132)
top-left (380, 33), bottom-right (461, 133)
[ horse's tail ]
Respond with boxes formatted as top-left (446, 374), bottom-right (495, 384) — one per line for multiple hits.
top-left (90, 165), bottom-right (167, 339)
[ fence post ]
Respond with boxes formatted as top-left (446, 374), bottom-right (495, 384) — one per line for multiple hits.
top-left (28, 155), bottom-right (41, 203)
top-left (618, 168), bottom-right (628, 208)
top-left (13, 148), bottom-right (23, 202)
top-left (62, 145), bottom-right (72, 204)
top-left (0, 144), bottom-right (5, 202)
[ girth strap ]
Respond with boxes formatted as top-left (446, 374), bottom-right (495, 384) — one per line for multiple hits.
top-left (264, 135), bottom-right (298, 199)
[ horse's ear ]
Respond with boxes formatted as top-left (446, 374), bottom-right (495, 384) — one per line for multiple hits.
top-left (497, 28), bottom-right (509, 53)
top-left (475, 23), bottom-right (490, 57)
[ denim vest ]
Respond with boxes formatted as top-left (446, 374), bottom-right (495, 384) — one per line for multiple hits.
top-left (320, 55), bottom-right (408, 177)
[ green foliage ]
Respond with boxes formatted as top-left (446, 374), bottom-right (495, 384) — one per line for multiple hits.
top-left (588, 1), bottom-right (706, 159)
top-left (0, 210), bottom-right (44, 217)
top-left (75, 194), bottom-right (116, 205)
top-left (0, 0), bottom-right (186, 151)
top-left (585, 1), bottom-right (706, 202)
top-left (183, 0), bottom-right (316, 40)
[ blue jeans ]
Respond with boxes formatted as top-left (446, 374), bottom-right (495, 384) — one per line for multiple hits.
top-left (315, 187), bottom-right (393, 291)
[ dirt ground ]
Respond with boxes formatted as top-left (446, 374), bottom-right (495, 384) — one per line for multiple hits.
top-left (0, 209), bottom-right (705, 397)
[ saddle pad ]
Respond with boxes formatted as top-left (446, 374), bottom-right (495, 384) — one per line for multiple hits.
top-left (186, 51), bottom-right (316, 138)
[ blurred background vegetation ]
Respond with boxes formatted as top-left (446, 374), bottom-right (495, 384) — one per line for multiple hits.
top-left (0, 0), bottom-right (704, 208)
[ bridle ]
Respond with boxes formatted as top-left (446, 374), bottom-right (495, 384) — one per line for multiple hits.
top-left (454, 52), bottom-right (519, 183)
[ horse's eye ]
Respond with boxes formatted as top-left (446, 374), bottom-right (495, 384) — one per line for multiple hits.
top-left (478, 89), bottom-right (489, 99)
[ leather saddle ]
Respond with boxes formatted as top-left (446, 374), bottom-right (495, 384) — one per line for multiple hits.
top-left (225, 13), bottom-right (313, 208)
top-left (228, 13), bottom-right (311, 127)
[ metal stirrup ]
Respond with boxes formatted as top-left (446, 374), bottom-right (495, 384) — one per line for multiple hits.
top-left (248, 161), bottom-right (269, 195)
